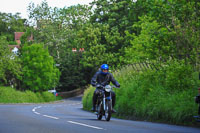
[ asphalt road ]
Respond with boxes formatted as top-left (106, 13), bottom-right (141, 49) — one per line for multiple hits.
top-left (0, 96), bottom-right (200, 133)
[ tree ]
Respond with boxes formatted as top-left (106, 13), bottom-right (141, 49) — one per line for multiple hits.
top-left (0, 36), bottom-right (22, 88)
top-left (27, 1), bottom-right (94, 91)
top-left (21, 44), bottom-right (60, 92)
top-left (124, 16), bottom-right (173, 63)
top-left (89, 0), bottom-right (137, 67)
top-left (125, 0), bottom-right (200, 65)
top-left (58, 50), bottom-right (86, 91)
top-left (0, 12), bottom-right (28, 43)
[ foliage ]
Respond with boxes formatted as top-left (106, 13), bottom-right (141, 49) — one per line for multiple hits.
top-left (0, 86), bottom-right (61, 103)
top-left (0, 12), bottom-right (28, 42)
top-left (20, 27), bottom-right (34, 45)
top-left (82, 85), bottom-right (95, 110)
top-left (158, 60), bottom-right (197, 92)
top-left (58, 51), bottom-right (86, 91)
top-left (8, 41), bottom-right (17, 45)
top-left (27, 1), bottom-right (94, 91)
top-left (125, 16), bottom-right (173, 63)
top-left (0, 36), bottom-right (22, 88)
top-left (125, 0), bottom-right (200, 65)
top-left (21, 43), bottom-right (60, 92)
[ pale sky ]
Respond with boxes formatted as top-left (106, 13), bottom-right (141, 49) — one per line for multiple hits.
top-left (0, 0), bottom-right (94, 19)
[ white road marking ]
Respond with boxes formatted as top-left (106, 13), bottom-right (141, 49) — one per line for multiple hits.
top-left (43, 115), bottom-right (59, 120)
top-left (67, 121), bottom-right (105, 130)
top-left (34, 112), bottom-right (40, 115)
top-left (32, 103), bottom-right (104, 131)
top-left (32, 106), bottom-right (41, 115)
top-left (32, 106), bottom-right (59, 120)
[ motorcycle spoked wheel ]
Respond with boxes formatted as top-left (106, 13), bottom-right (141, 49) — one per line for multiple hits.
top-left (97, 102), bottom-right (103, 120)
top-left (105, 100), bottom-right (112, 121)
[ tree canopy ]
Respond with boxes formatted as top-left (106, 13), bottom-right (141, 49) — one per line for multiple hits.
top-left (21, 44), bottom-right (60, 92)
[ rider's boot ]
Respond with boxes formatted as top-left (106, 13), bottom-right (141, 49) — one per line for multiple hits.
top-left (91, 106), bottom-right (96, 112)
top-left (91, 103), bottom-right (96, 112)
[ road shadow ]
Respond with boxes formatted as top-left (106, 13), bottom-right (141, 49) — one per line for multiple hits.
top-left (77, 118), bottom-right (110, 122)
top-left (66, 95), bottom-right (82, 102)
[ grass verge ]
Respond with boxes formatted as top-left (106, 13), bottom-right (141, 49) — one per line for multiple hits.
top-left (0, 86), bottom-right (62, 103)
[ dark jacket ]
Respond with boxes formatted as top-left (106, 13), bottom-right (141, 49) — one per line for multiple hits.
top-left (91, 71), bottom-right (120, 87)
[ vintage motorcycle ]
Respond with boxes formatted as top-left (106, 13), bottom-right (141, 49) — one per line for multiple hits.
top-left (95, 84), bottom-right (117, 121)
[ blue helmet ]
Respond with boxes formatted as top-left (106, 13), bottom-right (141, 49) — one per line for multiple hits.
top-left (101, 64), bottom-right (109, 74)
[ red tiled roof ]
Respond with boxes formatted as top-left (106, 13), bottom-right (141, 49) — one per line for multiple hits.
top-left (14, 32), bottom-right (24, 40)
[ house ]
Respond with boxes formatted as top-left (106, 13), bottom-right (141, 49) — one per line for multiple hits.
top-left (14, 32), bottom-right (33, 45)
top-left (14, 32), bottom-right (24, 44)
top-left (8, 32), bottom-right (33, 54)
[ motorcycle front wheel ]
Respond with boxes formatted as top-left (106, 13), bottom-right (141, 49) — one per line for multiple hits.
top-left (105, 100), bottom-right (112, 121)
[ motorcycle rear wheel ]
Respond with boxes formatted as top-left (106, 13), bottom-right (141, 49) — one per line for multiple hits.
top-left (97, 102), bottom-right (103, 120)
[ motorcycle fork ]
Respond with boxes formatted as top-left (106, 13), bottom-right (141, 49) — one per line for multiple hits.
top-left (110, 92), bottom-right (112, 111)
top-left (103, 92), bottom-right (112, 111)
top-left (103, 94), bottom-right (106, 111)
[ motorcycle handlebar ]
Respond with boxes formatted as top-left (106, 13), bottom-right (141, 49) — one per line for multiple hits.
top-left (95, 84), bottom-right (120, 89)
top-left (112, 85), bottom-right (120, 89)
top-left (96, 84), bottom-right (103, 88)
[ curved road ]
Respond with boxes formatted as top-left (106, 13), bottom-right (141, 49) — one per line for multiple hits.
top-left (0, 96), bottom-right (199, 133)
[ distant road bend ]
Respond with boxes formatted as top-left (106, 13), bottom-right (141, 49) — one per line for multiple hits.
top-left (0, 96), bottom-right (200, 133)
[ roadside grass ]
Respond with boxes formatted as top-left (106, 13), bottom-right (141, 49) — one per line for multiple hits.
top-left (82, 85), bottom-right (95, 110)
top-left (0, 86), bottom-right (61, 103)
top-left (82, 61), bottom-right (200, 126)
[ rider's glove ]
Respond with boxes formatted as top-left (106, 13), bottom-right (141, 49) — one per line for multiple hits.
top-left (96, 84), bottom-right (102, 88)
top-left (91, 83), bottom-right (96, 87)
top-left (116, 84), bottom-right (120, 88)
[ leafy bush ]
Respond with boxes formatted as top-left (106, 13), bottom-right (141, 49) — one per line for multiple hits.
top-left (82, 85), bottom-right (95, 110)
top-left (159, 60), bottom-right (196, 92)
top-left (0, 86), bottom-right (60, 103)
top-left (0, 36), bottom-right (22, 88)
top-left (21, 43), bottom-right (60, 92)
top-left (8, 41), bottom-right (17, 45)
top-left (41, 91), bottom-right (57, 102)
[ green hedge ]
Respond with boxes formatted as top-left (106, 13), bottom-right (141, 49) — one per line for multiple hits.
top-left (82, 60), bottom-right (200, 125)
top-left (0, 86), bottom-right (61, 103)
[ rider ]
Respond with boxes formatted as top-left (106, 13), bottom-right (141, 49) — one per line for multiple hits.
top-left (91, 64), bottom-right (120, 112)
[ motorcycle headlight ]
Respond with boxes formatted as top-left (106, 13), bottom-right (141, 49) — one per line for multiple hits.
top-left (105, 85), bottom-right (112, 92)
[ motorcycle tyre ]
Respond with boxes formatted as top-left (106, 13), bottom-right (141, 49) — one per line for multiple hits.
top-left (97, 103), bottom-right (103, 120)
top-left (105, 100), bottom-right (112, 121)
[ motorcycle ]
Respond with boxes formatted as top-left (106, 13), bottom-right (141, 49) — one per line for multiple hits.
top-left (95, 84), bottom-right (117, 121)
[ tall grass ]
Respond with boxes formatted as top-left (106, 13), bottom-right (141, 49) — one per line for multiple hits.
top-left (0, 86), bottom-right (61, 103)
top-left (82, 85), bottom-right (95, 110)
top-left (82, 60), bottom-right (200, 125)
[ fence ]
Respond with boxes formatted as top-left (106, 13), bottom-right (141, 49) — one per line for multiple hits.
top-left (58, 88), bottom-right (84, 99)
top-left (117, 62), bottom-right (199, 80)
